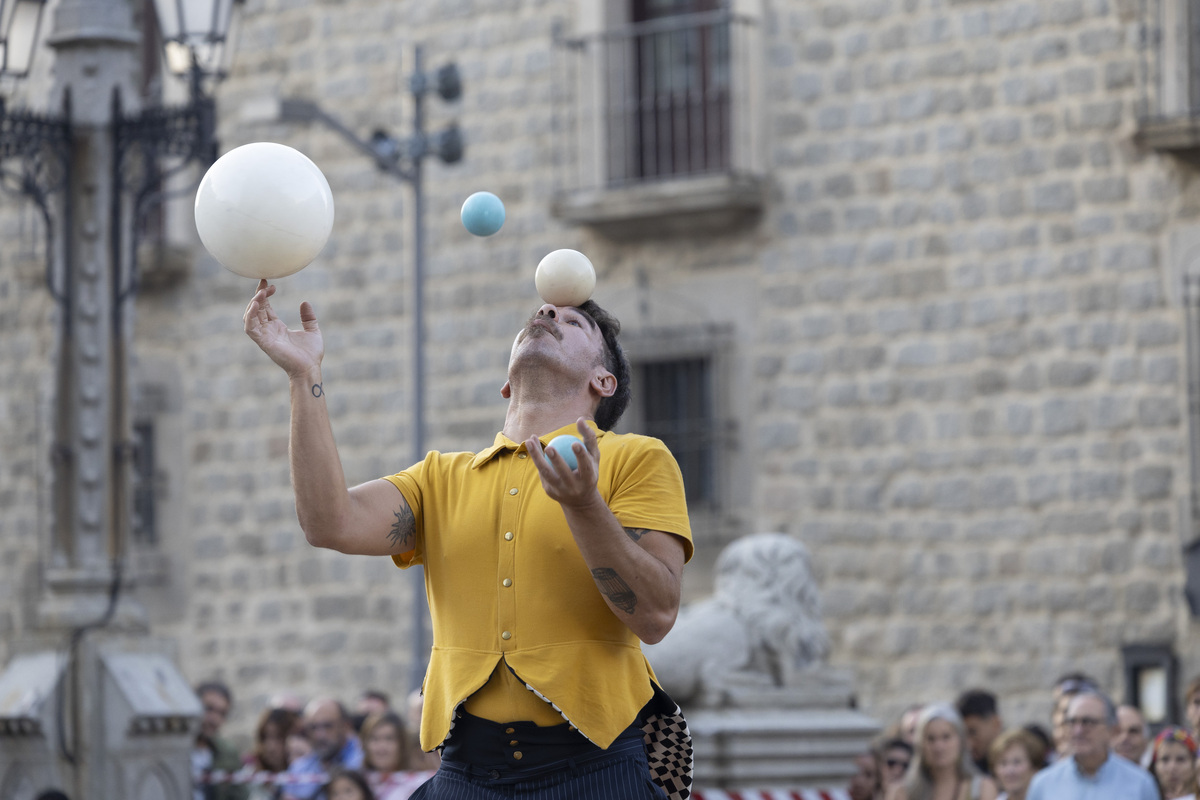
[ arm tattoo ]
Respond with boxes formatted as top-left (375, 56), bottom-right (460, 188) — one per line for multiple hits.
top-left (591, 567), bottom-right (638, 615)
top-left (386, 505), bottom-right (416, 550)
top-left (310, 383), bottom-right (324, 398)
top-left (624, 527), bottom-right (649, 543)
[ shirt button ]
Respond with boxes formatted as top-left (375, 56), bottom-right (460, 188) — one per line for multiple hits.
top-left (505, 727), bottom-right (515, 734)
top-left (509, 739), bottom-right (519, 746)
top-left (501, 631), bottom-right (511, 640)
top-left (509, 488), bottom-right (518, 496)
top-left (513, 751), bottom-right (523, 760)
top-left (504, 532), bottom-right (513, 541)
top-left (518, 453), bottom-right (527, 459)
top-left (502, 579), bottom-right (512, 587)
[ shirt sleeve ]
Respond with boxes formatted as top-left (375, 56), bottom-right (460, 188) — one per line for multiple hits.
top-left (382, 460), bottom-right (426, 569)
top-left (605, 436), bottom-right (694, 561)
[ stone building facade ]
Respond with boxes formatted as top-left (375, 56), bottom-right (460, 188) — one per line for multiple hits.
top-left (3, 0), bottom-right (1200, 749)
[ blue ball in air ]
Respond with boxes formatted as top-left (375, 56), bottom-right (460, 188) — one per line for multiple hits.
top-left (461, 191), bottom-right (505, 237)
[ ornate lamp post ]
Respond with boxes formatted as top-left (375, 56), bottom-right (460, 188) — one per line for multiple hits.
top-left (0, 1), bottom-right (240, 797)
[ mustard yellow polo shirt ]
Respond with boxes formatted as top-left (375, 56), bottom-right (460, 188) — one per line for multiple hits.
top-left (382, 421), bottom-right (693, 751)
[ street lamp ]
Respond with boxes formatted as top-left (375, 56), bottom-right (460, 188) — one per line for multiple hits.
top-left (0, 0), bottom-right (242, 796)
top-left (0, 0), bottom-right (46, 77)
top-left (280, 46), bottom-right (463, 691)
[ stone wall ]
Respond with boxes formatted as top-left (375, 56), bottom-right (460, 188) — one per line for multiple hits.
top-left (1, 0), bottom-right (1199, 749)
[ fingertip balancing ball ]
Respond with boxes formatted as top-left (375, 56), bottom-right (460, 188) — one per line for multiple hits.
top-left (461, 191), bottom-right (506, 237)
top-left (194, 142), bottom-right (335, 280)
top-left (546, 435), bottom-right (584, 470)
top-left (535, 249), bottom-right (596, 307)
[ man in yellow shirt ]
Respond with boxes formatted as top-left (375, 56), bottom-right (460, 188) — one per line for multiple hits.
top-left (244, 280), bottom-right (693, 799)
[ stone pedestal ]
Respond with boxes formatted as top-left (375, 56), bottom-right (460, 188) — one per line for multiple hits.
top-left (645, 533), bottom-right (882, 793)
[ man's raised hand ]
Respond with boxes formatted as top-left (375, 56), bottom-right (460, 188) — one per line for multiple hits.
top-left (242, 279), bottom-right (324, 379)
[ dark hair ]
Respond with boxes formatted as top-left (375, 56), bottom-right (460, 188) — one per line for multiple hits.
top-left (362, 689), bottom-right (390, 706)
top-left (882, 737), bottom-right (914, 756)
top-left (196, 681), bottom-right (232, 705)
top-left (955, 688), bottom-right (999, 719)
top-left (35, 792), bottom-right (71, 800)
top-left (1022, 722), bottom-right (1053, 753)
top-left (323, 768), bottom-right (375, 800)
top-left (576, 300), bottom-right (631, 431)
top-left (253, 707), bottom-right (300, 772)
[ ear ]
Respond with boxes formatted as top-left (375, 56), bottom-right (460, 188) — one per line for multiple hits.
top-left (590, 369), bottom-right (616, 399)
top-left (500, 381), bottom-right (512, 399)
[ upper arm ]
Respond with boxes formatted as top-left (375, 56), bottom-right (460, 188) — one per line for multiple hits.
top-left (978, 777), bottom-right (998, 800)
top-left (315, 478), bottom-right (413, 556)
top-left (629, 528), bottom-right (687, 585)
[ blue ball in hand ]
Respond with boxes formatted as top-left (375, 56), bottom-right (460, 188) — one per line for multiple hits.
top-left (546, 435), bottom-right (584, 470)
top-left (461, 191), bottom-right (506, 237)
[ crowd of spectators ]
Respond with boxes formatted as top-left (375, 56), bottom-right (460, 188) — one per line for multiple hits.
top-left (192, 672), bottom-right (1200, 800)
top-left (848, 674), bottom-right (1200, 800)
top-left (192, 683), bottom-right (438, 800)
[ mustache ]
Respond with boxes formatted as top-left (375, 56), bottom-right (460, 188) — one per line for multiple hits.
top-left (523, 315), bottom-right (562, 340)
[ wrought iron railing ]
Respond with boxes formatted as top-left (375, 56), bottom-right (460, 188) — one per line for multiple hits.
top-left (553, 10), bottom-right (760, 192)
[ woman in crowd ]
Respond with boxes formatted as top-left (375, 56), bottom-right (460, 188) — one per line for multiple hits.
top-left (1150, 727), bottom-right (1199, 800)
top-left (244, 708), bottom-right (300, 800)
top-left (880, 738), bottom-right (914, 793)
top-left (848, 746), bottom-right (883, 800)
top-left (987, 728), bottom-right (1047, 800)
top-left (886, 703), bottom-right (998, 800)
top-left (322, 769), bottom-right (375, 800)
top-left (361, 711), bottom-right (431, 800)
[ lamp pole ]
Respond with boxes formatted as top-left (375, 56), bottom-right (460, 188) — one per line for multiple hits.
top-left (0, 0), bottom-right (237, 795)
top-left (280, 48), bottom-right (463, 693)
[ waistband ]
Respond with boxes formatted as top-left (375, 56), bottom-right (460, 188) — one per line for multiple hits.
top-left (440, 710), bottom-right (644, 778)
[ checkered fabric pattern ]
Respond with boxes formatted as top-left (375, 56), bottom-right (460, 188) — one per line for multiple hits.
top-left (641, 691), bottom-right (693, 800)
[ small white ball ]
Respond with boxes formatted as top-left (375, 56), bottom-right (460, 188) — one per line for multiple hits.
top-left (535, 249), bottom-right (596, 307)
top-left (194, 142), bottom-right (335, 280)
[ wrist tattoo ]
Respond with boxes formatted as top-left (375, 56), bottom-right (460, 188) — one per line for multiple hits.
top-left (624, 527), bottom-right (649, 543)
top-left (591, 567), bottom-right (638, 615)
top-left (311, 383), bottom-right (324, 398)
top-left (387, 505), bottom-right (416, 550)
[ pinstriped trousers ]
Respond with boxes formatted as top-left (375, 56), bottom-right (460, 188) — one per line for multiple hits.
top-left (408, 735), bottom-right (668, 799)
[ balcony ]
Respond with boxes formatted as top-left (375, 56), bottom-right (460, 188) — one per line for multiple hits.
top-left (551, 10), bottom-right (767, 238)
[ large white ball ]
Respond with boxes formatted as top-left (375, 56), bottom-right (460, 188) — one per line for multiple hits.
top-left (194, 142), bottom-right (335, 279)
top-left (535, 249), bottom-right (596, 307)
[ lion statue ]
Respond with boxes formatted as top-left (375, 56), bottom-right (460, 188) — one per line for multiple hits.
top-left (644, 532), bottom-right (830, 706)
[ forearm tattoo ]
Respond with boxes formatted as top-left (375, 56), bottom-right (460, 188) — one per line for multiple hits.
top-left (624, 527), bottom-right (649, 543)
top-left (591, 567), bottom-right (638, 615)
top-left (311, 383), bottom-right (324, 398)
top-left (387, 505), bottom-right (416, 550)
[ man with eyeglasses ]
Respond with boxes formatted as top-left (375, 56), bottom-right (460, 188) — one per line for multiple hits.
top-left (283, 698), bottom-right (364, 799)
top-left (1027, 689), bottom-right (1158, 799)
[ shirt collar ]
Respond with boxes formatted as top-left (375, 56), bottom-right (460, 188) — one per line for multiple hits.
top-left (470, 420), bottom-right (604, 469)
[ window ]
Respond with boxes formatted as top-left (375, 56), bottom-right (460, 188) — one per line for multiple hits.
top-left (551, 1), bottom-right (765, 235)
top-left (1136, 1), bottom-right (1200, 149)
top-left (615, 0), bottom-right (731, 183)
top-left (1122, 645), bottom-right (1179, 728)
top-left (131, 421), bottom-right (158, 546)
top-left (632, 357), bottom-right (717, 508)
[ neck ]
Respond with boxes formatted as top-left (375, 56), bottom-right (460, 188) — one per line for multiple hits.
top-left (1074, 750), bottom-right (1107, 775)
top-left (502, 392), bottom-right (595, 444)
top-left (931, 764), bottom-right (960, 783)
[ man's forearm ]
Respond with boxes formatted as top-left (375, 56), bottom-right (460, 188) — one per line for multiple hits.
top-left (288, 366), bottom-right (351, 546)
top-left (561, 494), bottom-right (683, 644)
